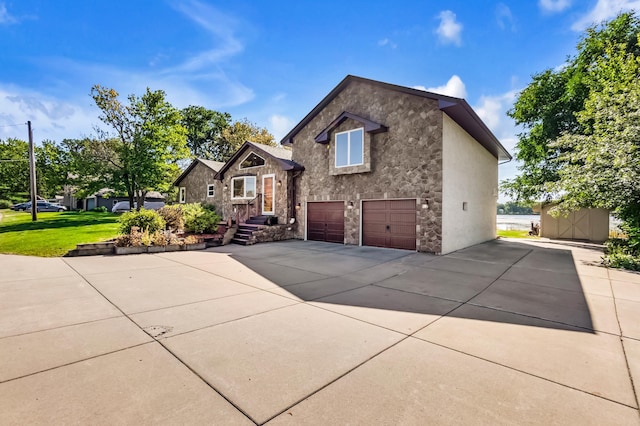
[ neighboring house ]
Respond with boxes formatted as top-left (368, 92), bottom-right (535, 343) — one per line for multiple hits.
top-left (174, 158), bottom-right (225, 206)
top-left (539, 204), bottom-right (609, 242)
top-left (280, 75), bottom-right (511, 254)
top-left (84, 188), bottom-right (165, 211)
top-left (214, 141), bottom-right (304, 223)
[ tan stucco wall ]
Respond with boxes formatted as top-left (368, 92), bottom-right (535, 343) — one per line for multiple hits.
top-left (219, 149), bottom-right (292, 223)
top-left (540, 206), bottom-right (609, 242)
top-left (177, 162), bottom-right (222, 209)
top-left (441, 114), bottom-right (498, 254)
top-left (291, 79), bottom-right (443, 253)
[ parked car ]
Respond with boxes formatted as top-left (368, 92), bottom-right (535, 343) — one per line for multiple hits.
top-left (111, 201), bottom-right (165, 213)
top-left (18, 201), bottom-right (67, 212)
top-left (11, 202), bottom-right (29, 211)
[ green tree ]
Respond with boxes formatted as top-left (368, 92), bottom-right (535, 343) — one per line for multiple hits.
top-left (0, 138), bottom-right (29, 201)
top-left (89, 85), bottom-right (189, 210)
top-left (180, 105), bottom-right (231, 161)
top-left (504, 12), bottom-right (640, 201)
top-left (35, 140), bottom-right (71, 198)
top-left (549, 39), bottom-right (640, 230)
top-left (221, 118), bottom-right (276, 161)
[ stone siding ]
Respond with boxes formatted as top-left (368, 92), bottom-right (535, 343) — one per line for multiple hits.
top-left (219, 149), bottom-right (293, 224)
top-left (292, 80), bottom-right (443, 253)
top-left (250, 224), bottom-right (297, 244)
top-left (177, 162), bottom-right (222, 209)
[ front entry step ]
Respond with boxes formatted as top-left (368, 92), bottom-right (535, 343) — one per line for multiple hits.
top-left (231, 222), bottom-right (265, 245)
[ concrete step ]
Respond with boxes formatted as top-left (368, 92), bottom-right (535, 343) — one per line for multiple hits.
top-left (231, 237), bottom-right (252, 246)
top-left (65, 247), bottom-right (115, 257)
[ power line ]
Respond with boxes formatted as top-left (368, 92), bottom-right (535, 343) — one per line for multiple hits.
top-left (0, 159), bottom-right (28, 162)
top-left (0, 123), bottom-right (26, 128)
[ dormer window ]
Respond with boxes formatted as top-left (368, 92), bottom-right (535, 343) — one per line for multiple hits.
top-left (240, 152), bottom-right (265, 169)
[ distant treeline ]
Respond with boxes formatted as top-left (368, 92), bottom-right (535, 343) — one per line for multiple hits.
top-left (497, 202), bottom-right (534, 215)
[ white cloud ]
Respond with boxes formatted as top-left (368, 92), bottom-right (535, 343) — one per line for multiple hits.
top-left (269, 114), bottom-right (294, 142)
top-left (435, 10), bottom-right (463, 46)
top-left (472, 89), bottom-right (521, 201)
top-left (0, 2), bottom-right (17, 24)
top-left (0, 1), bottom-right (257, 144)
top-left (378, 38), bottom-right (397, 49)
top-left (572, 0), bottom-right (640, 30)
top-left (0, 85), bottom-right (98, 143)
top-left (496, 3), bottom-right (516, 31)
top-left (414, 75), bottom-right (467, 99)
top-left (538, 0), bottom-right (572, 13)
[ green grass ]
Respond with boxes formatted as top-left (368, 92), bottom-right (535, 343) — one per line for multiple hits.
top-left (497, 229), bottom-right (538, 239)
top-left (0, 209), bottom-right (119, 257)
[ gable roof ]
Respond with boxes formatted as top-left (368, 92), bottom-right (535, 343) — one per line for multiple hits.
top-left (215, 141), bottom-right (304, 180)
top-left (280, 75), bottom-right (512, 161)
top-left (174, 158), bottom-right (226, 186)
top-left (314, 111), bottom-right (388, 144)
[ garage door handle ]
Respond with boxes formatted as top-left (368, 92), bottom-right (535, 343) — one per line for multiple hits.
top-left (386, 225), bottom-right (390, 231)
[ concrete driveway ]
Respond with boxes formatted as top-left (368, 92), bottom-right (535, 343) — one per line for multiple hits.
top-left (1, 239), bottom-right (639, 425)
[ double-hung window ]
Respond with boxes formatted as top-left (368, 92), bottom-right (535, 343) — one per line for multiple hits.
top-left (335, 128), bottom-right (364, 167)
top-left (207, 184), bottom-right (215, 197)
top-left (231, 176), bottom-right (256, 199)
top-left (179, 187), bottom-right (186, 203)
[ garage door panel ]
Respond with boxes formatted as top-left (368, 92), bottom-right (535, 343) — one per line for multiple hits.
top-left (363, 199), bottom-right (416, 250)
top-left (307, 202), bottom-right (344, 243)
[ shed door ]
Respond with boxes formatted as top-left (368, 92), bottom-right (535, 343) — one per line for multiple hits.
top-left (307, 202), bottom-right (344, 243)
top-left (363, 199), bottom-right (416, 250)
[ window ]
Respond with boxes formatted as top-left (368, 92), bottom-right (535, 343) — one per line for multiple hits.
top-left (240, 152), bottom-right (265, 169)
top-left (179, 187), bottom-right (186, 203)
top-left (207, 184), bottom-right (215, 197)
top-left (231, 176), bottom-right (256, 199)
top-left (335, 128), bottom-right (364, 167)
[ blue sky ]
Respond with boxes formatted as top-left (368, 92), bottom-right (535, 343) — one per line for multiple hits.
top-left (0, 0), bottom-right (638, 200)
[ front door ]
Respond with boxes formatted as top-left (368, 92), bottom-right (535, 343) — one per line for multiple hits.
top-left (262, 174), bottom-right (275, 215)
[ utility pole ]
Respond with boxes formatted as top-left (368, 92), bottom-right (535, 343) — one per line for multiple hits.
top-left (28, 121), bottom-right (37, 222)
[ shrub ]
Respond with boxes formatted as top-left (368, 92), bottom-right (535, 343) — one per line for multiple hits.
top-left (118, 208), bottom-right (166, 234)
top-left (0, 199), bottom-right (12, 209)
top-left (183, 203), bottom-right (219, 234)
top-left (92, 206), bottom-right (108, 213)
top-left (604, 237), bottom-right (640, 271)
top-left (158, 205), bottom-right (183, 231)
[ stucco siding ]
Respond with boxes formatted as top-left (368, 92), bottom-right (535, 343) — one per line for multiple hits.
top-left (441, 114), bottom-right (497, 254)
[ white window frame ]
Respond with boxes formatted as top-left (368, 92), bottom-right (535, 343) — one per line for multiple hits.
top-left (335, 128), bottom-right (364, 168)
top-left (179, 187), bottom-right (186, 203)
top-left (207, 184), bottom-right (215, 198)
top-left (231, 176), bottom-right (257, 199)
top-left (239, 152), bottom-right (266, 170)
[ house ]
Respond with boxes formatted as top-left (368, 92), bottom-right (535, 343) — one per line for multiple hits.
top-left (83, 188), bottom-right (165, 211)
top-left (174, 158), bottom-right (225, 205)
top-left (176, 75), bottom-right (510, 254)
top-left (281, 75), bottom-right (511, 254)
top-left (214, 141), bottom-right (304, 224)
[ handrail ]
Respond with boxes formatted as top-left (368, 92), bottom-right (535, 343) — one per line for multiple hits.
top-left (243, 193), bottom-right (261, 223)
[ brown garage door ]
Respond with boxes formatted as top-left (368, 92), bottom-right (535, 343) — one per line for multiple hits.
top-left (363, 199), bottom-right (416, 250)
top-left (307, 202), bottom-right (344, 243)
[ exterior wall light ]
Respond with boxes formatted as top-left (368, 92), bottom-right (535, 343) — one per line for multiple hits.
top-left (277, 180), bottom-right (282, 187)
top-left (224, 184), bottom-right (228, 191)
top-left (347, 201), bottom-right (354, 209)
top-left (295, 203), bottom-right (301, 210)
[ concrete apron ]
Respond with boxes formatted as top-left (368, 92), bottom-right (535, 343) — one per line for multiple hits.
top-left (0, 238), bottom-right (639, 425)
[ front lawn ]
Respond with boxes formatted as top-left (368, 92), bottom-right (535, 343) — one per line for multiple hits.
top-left (497, 229), bottom-right (538, 239)
top-left (0, 209), bottom-right (119, 257)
